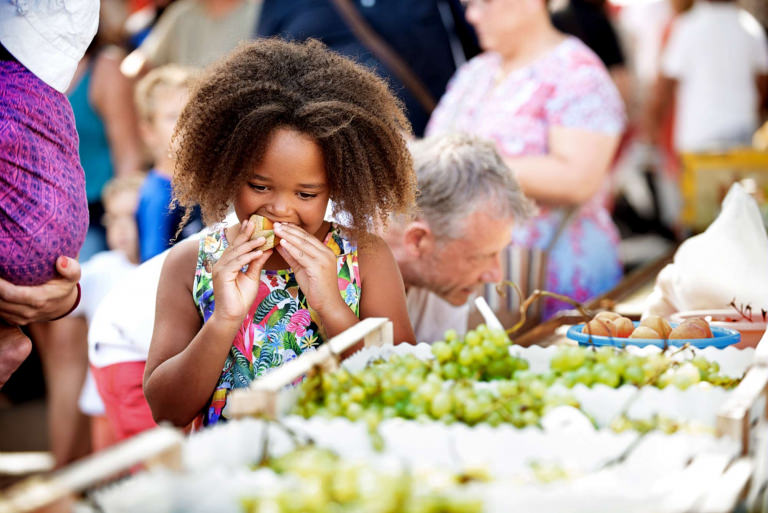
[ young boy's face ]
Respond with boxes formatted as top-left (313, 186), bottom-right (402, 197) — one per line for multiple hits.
top-left (104, 189), bottom-right (140, 264)
top-left (142, 84), bottom-right (189, 166)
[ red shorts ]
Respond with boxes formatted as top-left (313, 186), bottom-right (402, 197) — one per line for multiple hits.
top-left (91, 361), bottom-right (156, 441)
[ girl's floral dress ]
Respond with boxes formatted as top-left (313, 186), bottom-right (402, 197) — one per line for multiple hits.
top-left (427, 37), bottom-right (626, 319)
top-left (191, 223), bottom-right (361, 429)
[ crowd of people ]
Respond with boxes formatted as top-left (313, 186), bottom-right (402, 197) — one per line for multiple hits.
top-left (1, 0), bottom-right (766, 466)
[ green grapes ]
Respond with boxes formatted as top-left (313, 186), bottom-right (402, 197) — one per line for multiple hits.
top-left (292, 325), bottom-right (741, 434)
top-left (546, 346), bottom-right (740, 390)
top-left (242, 447), bottom-right (483, 513)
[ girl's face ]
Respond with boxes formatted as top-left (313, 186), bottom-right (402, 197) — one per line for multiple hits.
top-left (234, 128), bottom-right (330, 239)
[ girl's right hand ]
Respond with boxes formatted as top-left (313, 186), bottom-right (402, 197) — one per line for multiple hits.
top-left (210, 219), bottom-right (272, 325)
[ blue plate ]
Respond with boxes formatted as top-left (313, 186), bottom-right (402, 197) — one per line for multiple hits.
top-left (566, 321), bottom-right (741, 349)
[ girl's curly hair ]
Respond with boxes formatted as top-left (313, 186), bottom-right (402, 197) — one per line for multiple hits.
top-left (172, 38), bottom-right (416, 240)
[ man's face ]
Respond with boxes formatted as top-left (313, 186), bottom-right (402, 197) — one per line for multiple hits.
top-left (420, 210), bottom-right (513, 306)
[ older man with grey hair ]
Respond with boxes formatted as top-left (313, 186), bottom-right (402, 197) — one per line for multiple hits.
top-left (381, 133), bottom-right (536, 343)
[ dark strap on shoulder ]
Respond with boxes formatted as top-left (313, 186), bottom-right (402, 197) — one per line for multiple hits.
top-left (328, 0), bottom-right (437, 114)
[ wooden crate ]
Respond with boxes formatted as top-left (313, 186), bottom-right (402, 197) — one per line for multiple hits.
top-left (0, 426), bottom-right (184, 513)
top-left (227, 317), bottom-right (393, 419)
top-left (680, 149), bottom-right (768, 232)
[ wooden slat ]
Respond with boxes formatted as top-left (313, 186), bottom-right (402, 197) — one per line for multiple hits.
top-left (755, 327), bottom-right (768, 366)
top-left (662, 453), bottom-right (732, 513)
top-left (0, 425), bottom-right (183, 513)
top-left (228, 318), bottom-right (393, 419)
top-left (717, 366), bottom-right (768, 454)
top-left (0, 453), bottom-right (54, 476)
top-left (698, 458), bottom-right (753, 513)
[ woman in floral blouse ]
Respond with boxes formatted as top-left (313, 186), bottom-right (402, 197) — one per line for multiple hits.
top-left (427, 0), bottom-right (626, 318)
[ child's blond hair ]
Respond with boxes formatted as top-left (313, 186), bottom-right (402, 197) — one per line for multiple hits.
top-left (134, 65), bottom-right (197, 122)
top-left (101, 174), bottom-right (145, 209)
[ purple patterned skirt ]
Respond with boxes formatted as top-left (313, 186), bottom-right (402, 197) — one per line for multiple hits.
top-left (0, 62), bottom-right (88, 285)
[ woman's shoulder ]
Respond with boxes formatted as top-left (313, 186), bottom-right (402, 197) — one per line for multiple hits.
top-left (554, 36), bottom-right (610, 74)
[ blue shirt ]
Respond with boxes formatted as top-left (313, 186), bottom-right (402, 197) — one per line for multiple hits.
top-left (136, 169), bottom-right (202, 262)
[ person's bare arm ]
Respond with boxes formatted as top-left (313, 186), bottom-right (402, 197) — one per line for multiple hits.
top-left (91, 49), bottom-right (144, 177)
top-left (144, 225), bottom-right (271, 426)
top-left (143, 239), bottom-right (209, 426)
top-left (0, 256), bottom-right (81, 326)
top-left (503, 126), bottom-right (621, 206)
top-left (643, 74), bottom-right (677, 145)
top-left (610, 66), bottom-right (633, 117)
top-left (357, 235), bottom-right (416, 345)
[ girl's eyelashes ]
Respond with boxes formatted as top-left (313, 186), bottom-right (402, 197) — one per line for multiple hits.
top-left (247, 183), bottom-right (318, 199)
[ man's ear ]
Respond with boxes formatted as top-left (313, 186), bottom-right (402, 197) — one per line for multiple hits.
top-left (403, 220), bottom-right (434, 257)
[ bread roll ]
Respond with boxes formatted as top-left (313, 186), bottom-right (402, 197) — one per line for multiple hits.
top-left (248, 214), bottom-right (278, 251)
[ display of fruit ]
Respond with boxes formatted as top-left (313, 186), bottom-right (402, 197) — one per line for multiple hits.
top-left (547, 345), bottom-right (737, 389)
top-left (293, 325), bottom-right (740, 432)
top-left (242, 446), bottom-right (483, 513)
top-left (582, 313), bottom-right (713, 340)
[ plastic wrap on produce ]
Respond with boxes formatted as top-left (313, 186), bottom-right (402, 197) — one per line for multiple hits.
top-left (520, 344), bottom-right (753, 377)
top-left (342, 342), bottom-right (434, 372)
top-left (90, 417), bottom-right (740, 513)
top-left (482, 433), bottom-right (739, 513)
top-left (92, 466), bottom-right (291, 513)
top-left (564, 383), bottom-right (731, 428)
top-left (345, 342), bottom-right (754, 378)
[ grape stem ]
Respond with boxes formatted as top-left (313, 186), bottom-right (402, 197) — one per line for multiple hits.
top-left (495, 282), bottom-right (595, 336)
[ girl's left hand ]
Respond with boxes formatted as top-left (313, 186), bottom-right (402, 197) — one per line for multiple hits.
top-left (274, 222), bottom-right (343, 315)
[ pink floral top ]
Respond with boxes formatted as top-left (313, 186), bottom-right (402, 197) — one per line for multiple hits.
top-left (191, 224), bottom-right (361, 429)
top-left (427, 37), bottom-right (626, 317)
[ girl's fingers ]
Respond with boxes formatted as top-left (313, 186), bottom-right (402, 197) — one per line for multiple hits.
top-left (219, 249), bottom-right (266, 276)
top-left (217, 237), bottom-right (265, 267)
top-left (242, 249), bottom-right (272, 281)
top-left (276, 244), bottom-right (301, 270)
top-left (274, 223), bottom-right (325, 252)
top-left (231, 249), bottom-right (271, 271)
top-left (278, 237), bottom-right (316, 268)
top-left (232, 219), bottom-right (255, 246)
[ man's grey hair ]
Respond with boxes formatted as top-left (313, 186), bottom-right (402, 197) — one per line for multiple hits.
top-left (409, 133), bottom-right (537, 239)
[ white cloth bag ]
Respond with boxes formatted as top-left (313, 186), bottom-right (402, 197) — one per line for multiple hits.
top-left (644, 183), bottom-right (768, 318)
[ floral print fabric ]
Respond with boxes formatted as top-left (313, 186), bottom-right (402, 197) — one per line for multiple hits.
top-left (191, 224), bottom-right (360, 429)
top-left (426, 37), bottom-right (626, 318)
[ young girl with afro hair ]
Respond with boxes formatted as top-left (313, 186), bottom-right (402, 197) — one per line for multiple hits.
top-left (144, 39), bottom-right (417, 429)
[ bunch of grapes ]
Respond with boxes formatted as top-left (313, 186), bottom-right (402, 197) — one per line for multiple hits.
top-left (293, 325), bottom-right (740, 432)
top-left (548, 346), bottom-right (739, 389)
top-left (242, 447), bottom-right (484, 513)
top-left (608, 413), bottom-right (713, 435)
top-left (429, 326), bottom-right (528, 381)
top-left (294, 353), bottom-right (577, 428)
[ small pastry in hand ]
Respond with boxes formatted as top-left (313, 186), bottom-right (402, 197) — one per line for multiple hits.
top-left (248, 214), bottom-right (279, 251)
